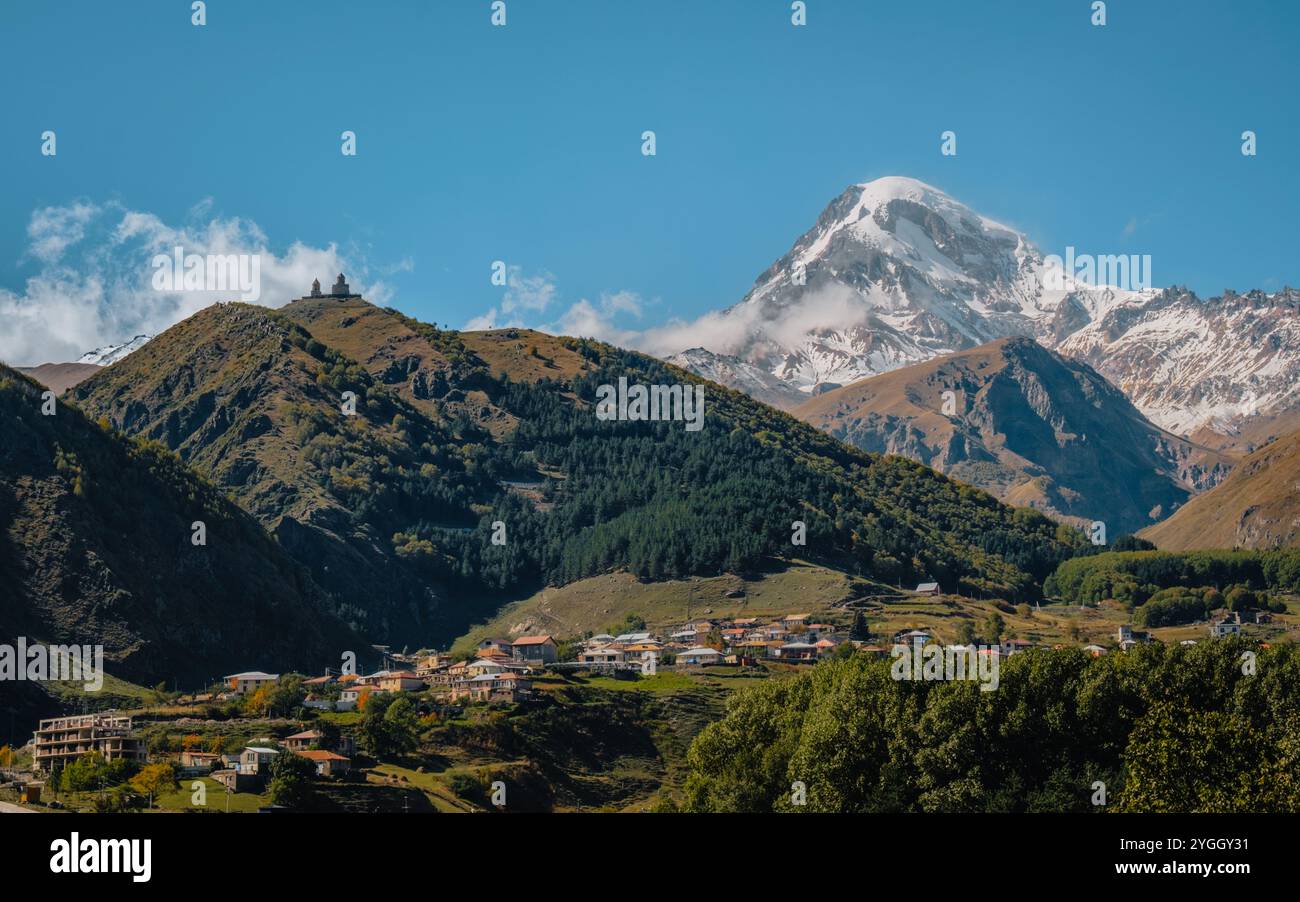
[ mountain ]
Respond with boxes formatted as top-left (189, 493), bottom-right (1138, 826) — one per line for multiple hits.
top-left (0, 363), bottom-right (357, 686)
top-left (1141, 428), bottom-right (1300, 550)
top-left (68, 299), bottom-right (504, 643)
top-left (1057, 286), bottom-right (1300, 436)
top-left (70, 288), bottom-right (1092, 651)
top-left (793, 337), bottom-right (1232, 535)
top-left (664, 347), bottom-right (806, 410)
top-left (16, 362), bottom-right (102, 394)
top-left (669, 176), bottom-right (1300, 438)
top-left (77, 334), bottom-right (152, 366)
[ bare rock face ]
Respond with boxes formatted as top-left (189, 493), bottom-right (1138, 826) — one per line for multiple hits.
top-left (794, 337), bottom-right (1234, 535)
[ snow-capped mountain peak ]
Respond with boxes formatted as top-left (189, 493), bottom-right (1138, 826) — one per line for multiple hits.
top-left (669, 176), bottom-right (1296, 439)
top-left (77, 334), bottom-right (152, 366)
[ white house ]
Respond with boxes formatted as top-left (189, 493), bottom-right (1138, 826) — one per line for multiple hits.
top-left (224, 671), bottom-right (279, 694)
top-left (1209, 619), bottom-right (1242, 638)
top-left (677, 647), bottom-right (724, 666)
top-left (579, 646), bottom-right (625, 665)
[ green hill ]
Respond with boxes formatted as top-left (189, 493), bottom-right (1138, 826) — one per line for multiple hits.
top-left (0, 364), bottom-right (358, 688)
top-left (69, 294), bottom-right (1090, 650)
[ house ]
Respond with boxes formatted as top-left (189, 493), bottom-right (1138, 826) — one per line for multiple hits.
top-left (579, 646), bottom-right (626, 666)
top-left (224, 671), bottom-right (280, 694)
top-left (416, 653), bottom-right (453, 677)
top-left (477, 638), bottom-right (514, 658)
top-left (1001, 639), bottom-right (1034, 656)
top-left (775, 642), bottom-right (818, 661)
top-left (465, 658), bottom-right (510, 677)
top-left (677, 647), bottom-right (725, 667)
top-left (302, 674), bottom-right (336, 688)
top-left (1082, 644), bottom-right (1108, 657)
top-left (624, 640), bottom-right (664, 654)
top-left (340, 685), bottom-right (385, 707)
top-left (613, 631), bottom-right (654, 644)
top-left (212, 769), bottom-right (261, 793)
top-left (1117, 625), bottom-right (1153, 645)
top-left (376, 671), bottom-right (425, 692)
top-left (893, 629), bottom-right (932, 645)
top-left (804, 623), bottom-right (835, 640)
top-left (1209, 616), bottom-right (1242, 638)
top-left (511, 635), bottom-right (559, 665)
top-left (914, 582), bottom-right (941, 596)
top-left (450, 672), bottom-right (532, 703)
top-left (295, 749), bottom-right (352, 777)
top-left (179, 750), bottom-right (221, 772)
top-left (32, 713), bottom-right (146, 773)
top-left (238, 746), bottom-right (279, 776)
top-left (764, 623), bottom-right (790, 641)
top-left (283, 730), bottom-right (326, 751)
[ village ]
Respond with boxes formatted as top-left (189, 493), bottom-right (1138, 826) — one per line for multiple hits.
top-left (0, 586), bottom-right (1284, 813)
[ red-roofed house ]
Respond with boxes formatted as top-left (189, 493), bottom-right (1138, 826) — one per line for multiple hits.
top-left (295, 749), bottom-right (352, 777)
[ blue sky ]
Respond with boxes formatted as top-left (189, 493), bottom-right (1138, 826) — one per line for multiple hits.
top-left (1, 0), bottom-right (1296, 363)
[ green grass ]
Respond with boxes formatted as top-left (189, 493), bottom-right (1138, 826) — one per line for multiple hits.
top-left (567, 671), bottom-right (699, 695)
top-left (451, 560), bottom-right (854, 652)
top-left (153, 777), bottom-right (269, 813)
top-left (41, 671), bottom-right (156, 704)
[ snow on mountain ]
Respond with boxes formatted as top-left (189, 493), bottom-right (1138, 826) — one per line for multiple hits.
top-left (665, 347), bottom-right (806, 409)
top-left (1058, 287), bottom-right (1300, 435)
top-left (77, 334), bottom-right (152, 366)
top-left (670, 176), bottom-right (1296, 437)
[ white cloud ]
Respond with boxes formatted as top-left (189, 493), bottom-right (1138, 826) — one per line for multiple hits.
top-left (484, 278), bottom-right (864, 366)
top-left (501, 267), bottom-right (558, 315)
top-left (0, 200), bottom-right (379, 366)
top-left (26, 202), bottom-right (99, 264)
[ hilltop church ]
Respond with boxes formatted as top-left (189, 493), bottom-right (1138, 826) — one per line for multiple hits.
top-left (303, 273), bottom-right (360, 300)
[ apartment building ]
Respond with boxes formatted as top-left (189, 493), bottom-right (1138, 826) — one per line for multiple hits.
top-left (32, 712), bottom-right (146, 773)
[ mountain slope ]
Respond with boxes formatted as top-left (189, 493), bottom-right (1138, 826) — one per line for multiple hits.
top-left (669, 176), bottom-right (1300, 440)
top-left (77, 334), bottom-right (152, 366)
top-left (1141, 429), bottom-right (1300, 550)
top-left (72, 291), bottom-right (1092, 650)
top-left (793, 338), bottom-right (1232, 534)
top-left (0, 364), bottom-right (356, 685)
top-left (16, 362), bottom-right (101, 394)
top-left (283, 299), bottom-right (1091, 599)
top-left (68, 300), bottom-right (508, 642)
top-left (664, 348), bottom-right (806, 410)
